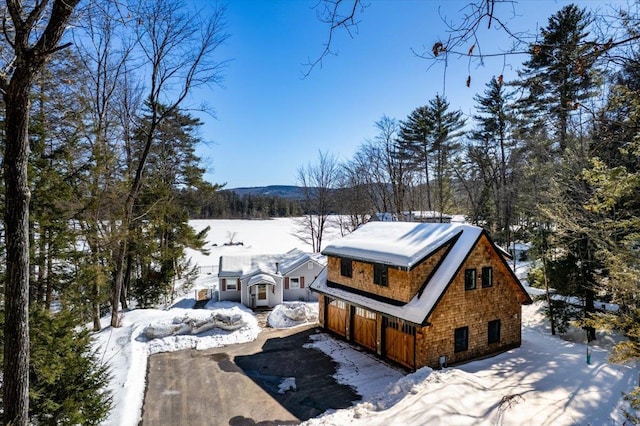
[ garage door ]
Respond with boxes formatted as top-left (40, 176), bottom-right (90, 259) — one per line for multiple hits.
top-left (383, 317), bottom-right (416, 369)
top-left (352, 307), bottom-right (377, 351)
top-left (326, 298), bottom-right (347, 337)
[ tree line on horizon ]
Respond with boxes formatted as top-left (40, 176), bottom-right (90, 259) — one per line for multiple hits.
top-left (1, 1), bottom-right (639, 425)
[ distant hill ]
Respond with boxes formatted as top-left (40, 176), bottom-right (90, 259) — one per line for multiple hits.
top-left (228, 185), bottom-right (306, 200)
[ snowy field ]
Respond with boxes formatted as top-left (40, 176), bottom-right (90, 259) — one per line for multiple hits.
top-left (92, 217), bottom-right (637, 425)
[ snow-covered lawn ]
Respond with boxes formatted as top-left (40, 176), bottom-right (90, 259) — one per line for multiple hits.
top-left (302, 302), bottom-right (635, 425)
top-left (92, 218), bottom-right (637, 426)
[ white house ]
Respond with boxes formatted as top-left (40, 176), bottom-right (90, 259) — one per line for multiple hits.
top-left (218, 248), bottom-right (326, 308)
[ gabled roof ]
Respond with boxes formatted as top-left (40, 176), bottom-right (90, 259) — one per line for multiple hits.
top-left (312, 222), bottom-right (532, 325)
top-left (218, 248), bottom-right (326, 279)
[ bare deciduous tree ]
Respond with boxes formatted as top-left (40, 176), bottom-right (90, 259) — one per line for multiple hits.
top-left (110, 0), bottom-right (228, 327)
top-left (296, 151), bottom-right (340, 252)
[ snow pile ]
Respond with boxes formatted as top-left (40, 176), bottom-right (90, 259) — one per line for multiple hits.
top-left (267, 302), bottom-right (319, 328)
top-left (144, 312), bottom-right (247, 340)
top-left (94, 301), bottom-right (259, 426)
top-left (278, 377), bottom-right (297, 394)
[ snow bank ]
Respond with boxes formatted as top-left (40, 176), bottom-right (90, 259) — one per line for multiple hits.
top-left (267, 301), bottom-right (319, 328)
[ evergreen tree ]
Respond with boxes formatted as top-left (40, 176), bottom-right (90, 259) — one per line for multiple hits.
top-left (0, 309), bottom-right (111, 425)
top-left (398, 95), bottom-right (464, 219)
top-left (128, 104), bottom-right (211, 307)
top-left (468, 76), bottom-right (519, 246)
top-left (518, 4), bottom-right (599, 153)
top-left (516, 4), bottom-right (603, 341)
top-left (398, 104), bottom-right (433, 212)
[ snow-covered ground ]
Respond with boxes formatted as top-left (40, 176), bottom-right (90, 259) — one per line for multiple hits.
top-left (92, 218), bottom-right (637, 425)
top-left (303, 302), bottom-right (635, 425)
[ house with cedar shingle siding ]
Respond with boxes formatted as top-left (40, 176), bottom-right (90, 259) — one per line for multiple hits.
top-left (218, 248), bottom-right (325, 309)
top-left (310, 222), bottom-right (532, 370)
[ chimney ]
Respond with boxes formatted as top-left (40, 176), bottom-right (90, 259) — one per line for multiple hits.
top-left (275, 262), bottom-right (279, 274)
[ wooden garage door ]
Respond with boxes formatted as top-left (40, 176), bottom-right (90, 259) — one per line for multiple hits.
top-left (352, 307), bottom-right (377, 351)
top-left (326, 298), bottom-right (347, 337)
top-left (383, 317), bottom-right (416, 369)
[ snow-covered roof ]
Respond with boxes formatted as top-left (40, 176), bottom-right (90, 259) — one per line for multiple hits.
top-left (248, 273), bottom-right (276, 287)
top-left (218, 248), bottom-right (326, 279)
top-left (321, 222), bottom-right (478, 269)
top-left (313, 222), bottom-right (531, 325)
top-left (278, 248), bottom-right (327, 275)
top-left (403, 210), bottom-right (452, 219)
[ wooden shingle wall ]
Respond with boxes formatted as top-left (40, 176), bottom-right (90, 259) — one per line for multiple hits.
top-left (326, 243), bottom-right (450, 304)
top-left (416, 234), bottom-right (525, 368)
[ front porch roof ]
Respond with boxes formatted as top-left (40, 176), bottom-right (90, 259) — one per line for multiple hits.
top-left (247, 273), bottom-right (276, 287)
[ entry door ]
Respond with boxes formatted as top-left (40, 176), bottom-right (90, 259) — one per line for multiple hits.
top-left (256, 285), bottom-right (268, 306)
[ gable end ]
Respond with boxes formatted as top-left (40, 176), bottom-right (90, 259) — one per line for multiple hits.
top-left (416, 231), bottom-right (462, 298)
top-left (419, 230), bottom-right (484, 324)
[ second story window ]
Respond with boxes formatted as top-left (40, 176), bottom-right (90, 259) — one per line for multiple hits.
top-left (373, 263), bottom-right (388, 286)
top-left (482, 266), bottom-right (493, 288)
top-left (464, 269), bottom-right (477, 291)
top-left (340, 258), bottom-right (352, 278)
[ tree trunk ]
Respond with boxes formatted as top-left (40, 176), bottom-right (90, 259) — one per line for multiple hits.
top-left (3, 75), bottom-right (33, 426)
top-left (121, 253), bottom-right (134, 310)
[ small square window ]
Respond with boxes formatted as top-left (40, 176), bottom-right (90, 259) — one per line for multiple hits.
top-left (482, 267), bottom-right (493, 288)
top-left (454, 326), bottom-right (469, 352)
top-left (340, 258), bottom-right (352, 278)
top-left (488, 319), bottom-right (501, 344)
top-left (464, 269), bottom-right (476, 291)
top-left (226, 278), bottom-right (238, 291)
top-left (373, 264), bottom-right (388, 286)
top-left (289, 277), bottom-right (301, 289)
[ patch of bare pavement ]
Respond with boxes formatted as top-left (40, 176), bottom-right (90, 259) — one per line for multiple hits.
top-left (141, 324), bottom-right (360, 426)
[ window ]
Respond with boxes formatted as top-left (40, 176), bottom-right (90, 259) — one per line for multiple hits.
top-left (355, 307), bottom-right (376, 320)
top-left (289, 277), bottom-right (301, 289)
top-left (482, 267), bottom-right (493, 288)
top-left (488, 319), bottom-right (501, 344)
top-left (226, 278), bottom-right (238, 291)
top-left (464, 269), bottom-right (477, 290)
top-left (307, 261), bottom-right (314, 270)
top-left (340, 258), bottom-right (352, 277)
top-left (329, 298), bottom-right (346, 309)
top-left (373, 263), bottom-right (388, 286)
top-left (454, 326), bottom-right (469, 352)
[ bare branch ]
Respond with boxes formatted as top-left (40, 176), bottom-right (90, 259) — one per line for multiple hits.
top-left (302, 0), bottom-right (367, 78)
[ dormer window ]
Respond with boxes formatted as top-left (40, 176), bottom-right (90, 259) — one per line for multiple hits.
top-left (340, 258), bottom-right (352, 277)
top-left (373, 263), bottom-right (388, 286)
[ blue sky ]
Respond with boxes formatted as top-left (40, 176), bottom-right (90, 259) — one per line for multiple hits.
top-left (192, 0), bottom-right (616, 189)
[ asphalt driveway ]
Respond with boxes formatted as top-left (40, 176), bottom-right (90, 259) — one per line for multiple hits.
top-left (141, 325), bottom-right (360, 425)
